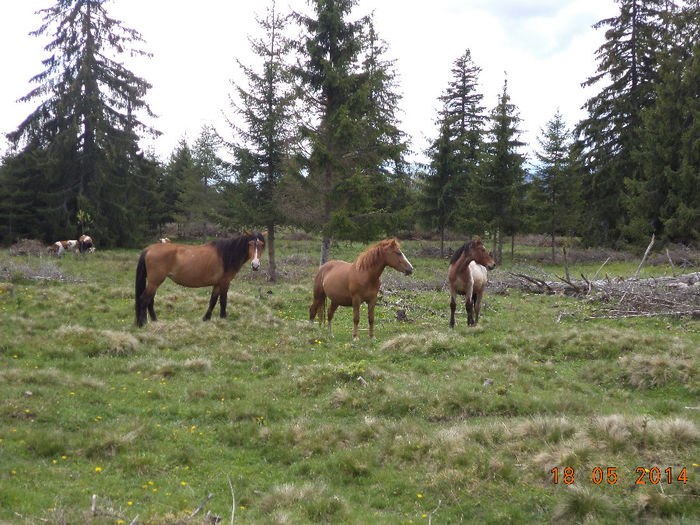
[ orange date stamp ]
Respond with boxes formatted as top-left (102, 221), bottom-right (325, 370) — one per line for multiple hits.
top-left (551, 466), bottom-right (688, 485)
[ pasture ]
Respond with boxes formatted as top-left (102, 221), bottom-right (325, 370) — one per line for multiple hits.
top-left (0, 237), bottom-right (698, 524)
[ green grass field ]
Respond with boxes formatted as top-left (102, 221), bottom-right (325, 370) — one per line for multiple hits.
top-left (1, 238), bottom-right (698, 524)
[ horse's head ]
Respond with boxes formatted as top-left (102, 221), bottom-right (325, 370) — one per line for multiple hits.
top-left (246, 231), bottom-right (267, 271)
top-left (384, 238), bottom-right (414, 276)
top-left (470, 237), bottom-right (495, 270)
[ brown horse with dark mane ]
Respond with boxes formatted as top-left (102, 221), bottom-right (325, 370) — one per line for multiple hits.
top-left (448, 237), bottom-right (496, 328)
top-left (135, 232), bottom-right (266, 327)
top-left (309, 238), bottom-right (414, 340)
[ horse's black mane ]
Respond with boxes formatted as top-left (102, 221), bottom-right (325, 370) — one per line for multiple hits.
top-left (450, 240), bottom-right (476, 265)
top-left (212, 232), bottom-right (265, 273)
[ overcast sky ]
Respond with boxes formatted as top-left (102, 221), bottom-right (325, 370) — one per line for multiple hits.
top-left (0, 0), bottom-right (618, 165)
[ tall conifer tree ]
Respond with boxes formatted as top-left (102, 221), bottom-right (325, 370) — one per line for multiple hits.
top-left (576, 0), bottom-right (666, 245)
top-left (4, 0), bottom-right (158, 245)
top-left (227, 0), bottom-right (295, 281)
top-left (420, 49), bottom-right (485, 256)
top-left (532, 110), bottom-right (578, 262)
top-left (420, 116), bottom-right (458, 257)
top-left (629, 2), bottom-right (699, 243)
top-left (479, 78), bottom-right (526, 264)
top-left (292, 0), bottom-right (406, 263)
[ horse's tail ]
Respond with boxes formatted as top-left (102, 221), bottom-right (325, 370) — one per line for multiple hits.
top-left (135, 249), bottom-right (148, 327)
top-left (310, 266), bottom-right (327, 325)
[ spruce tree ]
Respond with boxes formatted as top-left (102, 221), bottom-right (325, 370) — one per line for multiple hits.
top-left (479, 78), bottom-right (526, 264)
top-left (227, 0), bottom-right (295, 281)
top-left (419, 116), bottom-right (458, 257)
top-left (0, 149), bottom-right (52, 243)
top-left (5, 0), bottom-right (158, 245)
top-left (161, 139), bottom-right (194, 237)
top-left (576, 0), bottom-right (666, 245)
top-left (629, 2), bottom-right (699, 243)
top-left (532, 110), bottom-right (578, 262)
top-left (442, 49), bottom-right (486, 188)
top-left (292, 0), bottom-right (407, 263)
top-left (345, 19), bottom-right (410, 241)
top-left (420, 49), bottom-right (485, 256)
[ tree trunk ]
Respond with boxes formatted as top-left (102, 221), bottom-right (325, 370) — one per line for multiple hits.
top-left (551, 233), bottom-right (556, 264)
top-left (267, 222), bottom-right (277, 282)
top-left (320, 236), bottom-right (331, 266)
top-left (320, 167), bottom-right (332, 266)
top-left (496, 228), bottom-right (503, 265)
top-left (511, 234), bottom-right (515, 261)
top-left (440, 227), bottom-right (445, 258)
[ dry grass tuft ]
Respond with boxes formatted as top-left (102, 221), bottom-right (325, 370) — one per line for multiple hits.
top-left (533, 435), bottom-right (595, 475)
top-left (514, 416), bottom-right (576, 443)
top-left (552, 487), bottom-right (612, 523)
top-left (99, 330), bottom-right (139, 356)
top-left (647, 417), bottom-right (699, 448)
top-left (590, 414), bottom-right (631, 452)
top-left (620, 353), bottom-right (696, 390)
top-left (183, 357), bottom-right (212, 372)
top-left (261, 482), bottom-right (324, 513)
top-left (381, 331), bottom-right (453, 355)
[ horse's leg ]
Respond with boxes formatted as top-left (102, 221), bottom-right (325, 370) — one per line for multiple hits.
top-left (147, 296), bottom-right (157, 321)
top-left (352, 297), bottom-right (361, 341)
top-left (474, 291), bottom-right (482, 325)
top-left (327, 302), bottom-right (339, 338)
top-left (139, 280), bottom-right (163, 327)
top-left (449, 294), bottom-right (457, 329)
top-left (465, 296), bottom-right (475, 326)
top-left (219, 285), bottom-right (230, 318)
top-left (203, 286), bottom-right (220, 321)
top-left (368, 297), bottom-right (377, 339)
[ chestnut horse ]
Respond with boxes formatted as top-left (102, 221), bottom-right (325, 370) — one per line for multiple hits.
top-left (309, 238), bottom-right (414, 340)
top-left (135, 232), bottom-right (266, 327)
top-left (448, 238), bottom-right (496, 328)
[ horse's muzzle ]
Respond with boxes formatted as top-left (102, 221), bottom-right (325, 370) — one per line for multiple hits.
top-left (404, 266), bottom-right (414, 276)
top-left (251, 260), bottom-right (260, 271)
top-left (486, 263), bottom-right (496, 271)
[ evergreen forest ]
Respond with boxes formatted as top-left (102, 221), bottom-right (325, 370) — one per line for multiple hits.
top-left (1, 0), bottom-right (698, 263)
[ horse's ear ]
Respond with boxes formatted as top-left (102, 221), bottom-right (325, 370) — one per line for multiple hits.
top-left (476, 236), bottom-right (482, 244)
top-left (262, 231), bottom-right (268, 237)
top-left (244, 230), bottom-right (252, 236)
top-left (390, 238), bottom-right (398, 246)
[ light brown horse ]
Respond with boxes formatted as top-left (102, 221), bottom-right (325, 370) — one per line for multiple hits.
top-left (309, 238), bottom-right (414, 340)
top-left (447, 238), bottom-right (496, 328)
top-left (135, 232), bottom-right (266, 327)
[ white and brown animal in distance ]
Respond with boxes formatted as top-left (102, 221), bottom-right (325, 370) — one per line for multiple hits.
top-left (447, 238), bottom-right (496, 328)
top-left (159, 238), bottom-right (171, 243)
top-left (78, 234), bottom-right (94, 253)
top-left (48, 240), bottom-right (78, 257)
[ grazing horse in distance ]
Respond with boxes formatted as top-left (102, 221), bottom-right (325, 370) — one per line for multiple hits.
top-left (135, 232), bottom-right (266, 327)
top-left (48, 240), bottom-right (78, 257)
top-left (448, 238), bottom-right (496, 328)
top-left (309, 238), bottom-right (414, 340)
